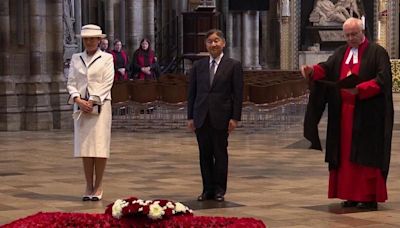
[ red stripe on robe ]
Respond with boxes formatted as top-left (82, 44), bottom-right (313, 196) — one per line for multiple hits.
top-left (313, 39), bottom-right (387, 202)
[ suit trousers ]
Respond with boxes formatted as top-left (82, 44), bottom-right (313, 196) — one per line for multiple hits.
top-left (195, 115), bottom-right (229, 195)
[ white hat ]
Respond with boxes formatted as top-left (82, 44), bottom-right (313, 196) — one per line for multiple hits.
top-left (77, 24), bottom-right (106, 38)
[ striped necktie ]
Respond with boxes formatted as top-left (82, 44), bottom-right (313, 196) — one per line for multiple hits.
top-left (210, 59), bottom-right (216, 86)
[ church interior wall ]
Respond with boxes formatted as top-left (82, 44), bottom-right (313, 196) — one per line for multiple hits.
top-left (0, 0), bottom-right (399, 131)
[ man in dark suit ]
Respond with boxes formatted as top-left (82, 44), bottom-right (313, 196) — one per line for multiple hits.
top-left (187, 29), bottom-right (243, 202)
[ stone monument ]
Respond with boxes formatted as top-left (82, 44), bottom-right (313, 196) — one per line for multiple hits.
top-left (299, 0), bottom-right (364, 66)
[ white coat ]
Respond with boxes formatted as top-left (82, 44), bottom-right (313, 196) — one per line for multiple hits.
top-left (67, 49), bottom-right (114, 158)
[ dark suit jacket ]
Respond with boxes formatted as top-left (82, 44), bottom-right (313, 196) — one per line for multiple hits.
top-left (187, 55), bottom-right (243, 130)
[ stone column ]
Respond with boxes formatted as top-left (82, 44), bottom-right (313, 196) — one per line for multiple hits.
top-left (126, 0), bottom-right (136, 53)
top-left (157, 0), bottom-right (168, 60)
top-left (119, 0), bottom-right (126, 45)
top-left (26, 0), bottom-right (52, 130)
top-left (0, 1), bottom-right (10, 77)
top-left (266, 0), bottom-right (280, 69)
top-left (74, 0), bottom-right (82, 51)
top-left (144, 0), bottom-right (155, 46)
top-left (105, 0), bottom-right (115, 42)
top-left (280, 16), bottom-right (290, 70)
top-left (0, 1), bottom-right (11, 130)
top-left (47, 0), bottom-right (71, 129)
top-left (259, 11), bottom-right (268, 68)
top-left (222, 0), bottom-right (232, 57)
top-left (252, 11), bottom-right (260, 69)
top-left (29, 0), bottom-right (47, 78)
top-left (177, 0), bottom-right (187, 58)
top-left (291, 0), bottom-right (300, 70)
top-left (241, 11), bottom-right (260, 70)
top-left (229, 13), bottom-right (242, 62)
top-left (387, 0), bottom-right (399, 58)
top-left (133, 0), bottom-right (144, 50)
top-left (88, 0), bottom-right (97, 23)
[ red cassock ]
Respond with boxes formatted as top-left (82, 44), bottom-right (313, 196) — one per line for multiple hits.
top-left (313, 39), bottom-right (387, 202)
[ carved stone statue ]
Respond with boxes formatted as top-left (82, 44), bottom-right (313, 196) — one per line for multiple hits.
top-left (309, 0), bottom-right (351, 26)
top-left (336, 0), bottom-right (361, 18)
top-left (63, 0), bottom-right (76, 45)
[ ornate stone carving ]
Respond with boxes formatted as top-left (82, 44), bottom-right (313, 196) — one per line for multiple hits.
top-left (309, 0), bottom-right (362, 26)
top-left (63, 0), bottom-right (76, 45)
top-left (336, 0), bottom-right (361, 18)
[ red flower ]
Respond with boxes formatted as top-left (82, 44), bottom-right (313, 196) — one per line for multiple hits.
top-left (2, 212), bottom-right (266, 227)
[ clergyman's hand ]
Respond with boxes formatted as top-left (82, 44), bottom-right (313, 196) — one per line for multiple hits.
top-left (300, 65), bottom-right (314, 79)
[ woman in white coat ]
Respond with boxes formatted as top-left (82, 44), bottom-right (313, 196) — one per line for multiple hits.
top-left (67, 24), bottom-right (114, 201)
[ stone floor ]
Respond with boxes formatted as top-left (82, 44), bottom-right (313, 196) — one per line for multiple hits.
top-left (1, 94), bottom-right (400, 227)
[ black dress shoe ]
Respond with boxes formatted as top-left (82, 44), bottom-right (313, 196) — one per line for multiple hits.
top-left (197, 193), bottom-right (212, 201)
top-left (357, 202), bottom-right (378, 210)
top-left (214, 194), bottom-right (224, 202)
top-left (341, 200), bottom-right (358, 208)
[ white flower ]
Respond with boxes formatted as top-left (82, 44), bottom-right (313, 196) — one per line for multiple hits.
top-left (136, 199), bottom-right (145, 205)
top-left (112, 199), bottom-right (129, 219)
top-left (166, 202), bottom-right (174, 209)
top-left (148, 202), bottom-right (165, 220)
top-left (174, 202), bottom-right (187, 213)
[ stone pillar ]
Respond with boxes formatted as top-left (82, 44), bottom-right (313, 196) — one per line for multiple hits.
top-left (162, 0), bottom-right (171, 56)
top-left (144, 0), bottom-right (155, 45)
top-left (177, 0), bottom-right (187, 58)
top-left (222, 0), bottom-right (233, 57)
top-left (119, 0), bottom-right (126, 45)
top-left (229, 13), bottom-right (242, 62)
top-left (378, 1), bottom-right (387, 48)
top-left (133, 0), bottom-right (144, 50)
top-left (0, 1), bottom-right (11, 130)
top-left (387, 0), bottom-right (399, 58)
top-left (291, 0), bottom-right (300, 70)
top-left (74, 0), bottom-right (82, 51)
top-left (29, 0), bottom-right (47, 78)
top-left (259, 11), bottom-right (268, 68)
top-left (241, 11), bottom-right (260, 70)
top-left (0, 1), bottom-right (10, 77)
top-left (48, 0), bottom-right (71, 129)
top-left (105, 0), bottom-right (115, 42)
top-left (88, 0), bottom-right (97, 23)
top-left (26, 0), bottom-right (51, 130)
top-left (280, 16), bottom-right (290, 70)
top-left (126, 0), bottom-right (136, 53)
top-left (266, 0), bottom-right (280, 69)
top-left (252, 11), bottom-right (260, 69)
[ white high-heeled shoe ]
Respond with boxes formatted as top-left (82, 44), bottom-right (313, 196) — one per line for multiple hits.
top-left (82, 194), bottom-right (92, 201)
top-left (91, 191), bottom-right (103, 201)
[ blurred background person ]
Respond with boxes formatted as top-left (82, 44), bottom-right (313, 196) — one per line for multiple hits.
top-left (129, 38), bottom-right (160, 80)
top-left (111, 39), bottom-right (129, 80)
top-left (99, 38), bottom-right (110, 52)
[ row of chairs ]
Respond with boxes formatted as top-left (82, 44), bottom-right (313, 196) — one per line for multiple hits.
top-left (112, 71), bottom-right (308, 105)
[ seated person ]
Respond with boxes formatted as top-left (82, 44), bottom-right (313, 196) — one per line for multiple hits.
top-left (129, 38), bottom-right (160, 80)
top-left (111, 39), bottom-right (129, 80)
